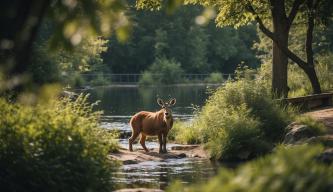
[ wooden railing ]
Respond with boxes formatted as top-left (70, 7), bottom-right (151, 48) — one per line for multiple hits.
top-left (282, 92), bottom-right (333, 110)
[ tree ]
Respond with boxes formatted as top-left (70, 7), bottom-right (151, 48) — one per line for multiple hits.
top-left (102, 5), bottom-right (259, 74)
top-left (0, 0), bottom-right (129, 90)
top-left (185, 0), bottom-right (332, 97)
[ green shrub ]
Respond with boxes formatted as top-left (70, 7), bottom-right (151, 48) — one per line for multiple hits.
top-left (168, 120), bottom-right (201, 144)
top-left (168, 145), bottom-right (333, 192)
top-left (204, 72), bottom-right (224, 84)
top-left (0, 95), bottom-right (119, 192)
top-left (90, 73), bottom-right (111, 86)
top-left (138, 71), bottom-right (154, 86)
top-left (139, 57), bottom-right (184, 85)
top-left (174, 77), bottom-right (293, 161)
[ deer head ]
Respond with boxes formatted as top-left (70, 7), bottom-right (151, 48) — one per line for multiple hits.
top-left (157, 98), bottom-right (176, 119)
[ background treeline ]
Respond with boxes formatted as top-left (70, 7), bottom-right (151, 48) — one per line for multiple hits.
top-left (30, 5), bottom-right (333, 89)
top-left (103, 5), bottom-right (260, 74)
top-left (31, 5), bottom-right (260, 87)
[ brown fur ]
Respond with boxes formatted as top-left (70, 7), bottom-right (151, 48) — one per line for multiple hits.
top-left (128, 99), bottom-right (175, 153)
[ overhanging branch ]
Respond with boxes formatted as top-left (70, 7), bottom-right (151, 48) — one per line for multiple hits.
top-left (288, 0), bottom-right (305, 26)
top-left (246, 1), bottom-right (309, 70)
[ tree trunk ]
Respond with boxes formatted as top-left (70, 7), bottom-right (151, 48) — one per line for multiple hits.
top-left (303, 66), bottom-right (321, 94)
top-left (271, 1), bottom-right (290, 98)
top-left (304, 0), bottom-right (321, 94)
top-left (272, 33), bottom-right (289, 98)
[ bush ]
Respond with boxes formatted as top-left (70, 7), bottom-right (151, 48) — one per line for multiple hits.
top-left (138, 71), bottom-right (154, 86)
top-left (168, 145), bottom-right (333, 192)
top-left (64, 72), bottom-right (86, 88)
top-left (168, 120), bottom-right (201, 144)
top-left (0, 95), bottom-right (119, 192)
top-left (90, 73), bottom-right (111, 86)
top-left (204, 72), bottom-right (224, 84)
top-left (139, 57), bottom-right (184, 85)
top-left (173, 77), bottom-right (293, 161)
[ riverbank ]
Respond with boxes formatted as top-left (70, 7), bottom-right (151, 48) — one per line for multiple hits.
top-left (109, 145), bottom-right (208, 165)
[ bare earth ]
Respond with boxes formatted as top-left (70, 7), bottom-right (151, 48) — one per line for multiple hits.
top-left (109, 145), bottom-right (208, 164)
top-left (306, 107), bottom-right (333, 134)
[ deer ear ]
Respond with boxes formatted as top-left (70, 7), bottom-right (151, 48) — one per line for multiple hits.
top-left (157, 98), bottom-right (165, 107)
top-left (169, 98), bottom-right (176, 106)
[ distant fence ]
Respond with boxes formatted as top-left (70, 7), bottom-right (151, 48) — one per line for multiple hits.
top-left (80, 73), bottom-right (235, 84)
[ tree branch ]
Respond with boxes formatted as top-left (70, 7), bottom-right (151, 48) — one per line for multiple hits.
top-left (246, 1), bottom-right (309, 70)
top-left (288, 0), bottom-right (304, 26)
top-left (306, 0), bottom-right (314, 67)
top-left (246, 3), bottom-right (275, 39)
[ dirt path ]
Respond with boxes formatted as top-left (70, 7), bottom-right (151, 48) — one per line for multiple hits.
top-left (109, 145), bottom-right (208, 164)
top-left (306, 107), bottom-right (333, 134)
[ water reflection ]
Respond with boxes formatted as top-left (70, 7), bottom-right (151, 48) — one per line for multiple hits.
top-left (113, 158), bottom-right (217, 190)
top-left (82, 85), bottom-right (216, 116)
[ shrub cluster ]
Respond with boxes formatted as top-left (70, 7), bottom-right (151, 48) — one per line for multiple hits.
top-left (168, 145), bottom-right (333, 192)
top-left (0, 95), bottom-right (118, 192)
top-left (171, 77), bottom-right (293, 161)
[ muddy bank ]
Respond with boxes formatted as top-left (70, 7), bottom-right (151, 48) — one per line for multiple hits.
top-left (109, 145), bottom-right (208, 164)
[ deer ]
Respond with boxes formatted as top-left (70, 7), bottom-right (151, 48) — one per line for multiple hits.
top-left (128, 98), bottom-right (176, 154)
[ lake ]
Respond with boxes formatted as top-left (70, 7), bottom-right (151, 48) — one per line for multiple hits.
top-left (79, 85), bottom-right (220, 190)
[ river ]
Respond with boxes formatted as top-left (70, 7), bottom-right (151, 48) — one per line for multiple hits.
top-left (79, 85), bottom-right (220, 190)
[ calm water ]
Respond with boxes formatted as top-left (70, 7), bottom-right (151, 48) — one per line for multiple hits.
top-left (79, 85), bottom-right (220, 190)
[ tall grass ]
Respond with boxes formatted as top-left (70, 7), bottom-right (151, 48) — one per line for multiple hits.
top-left (168, 145), bottom-right (333, 192)
top-left (0, 95), bottom-right (118, 192)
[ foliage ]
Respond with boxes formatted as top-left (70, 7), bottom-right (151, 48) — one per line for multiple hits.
top-left (32, 24), bottom-right (110, 88)
top-left (0, 95), bottom-right (119, 192)
top-left (204, 72), bottom-right (224, 84)
top-left (257, 59), bottom-right (333, 97)
top-left (139, 57), bottom-right (184, 85)
top-left (168, 120), bottom-right (201, 144)
top-left (138, 71), bottom-right (155, 86)
top-left (46, 0), bottom-right (130, 48)
top-left (173, 74), bottom-right (293, 161)
top-left (103, 5), bottom-right (259, 74)
top-left (168, 145), bottom-right (333, 192)
top-left (90, 73), bottom-right (112, 86)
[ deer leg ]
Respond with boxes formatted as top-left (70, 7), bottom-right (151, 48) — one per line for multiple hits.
top-left (158, 134), bottom-right (163, 154)
top-left (140, 134), bottom-right (149, 152)
top-left (162, 133), bottom-right (167, 153)
top-left (128, 131), bottom-right (140, 152)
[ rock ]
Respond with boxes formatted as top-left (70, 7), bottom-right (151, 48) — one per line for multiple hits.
top-left (284, 123), bottom-right (318, 144)
top-left (115, 188), bottom-right (163, 192)
top-left (123, 159), bottom-right (138, 165)
top-left (305, 135), bottom-right (333, 147)
top-left (177, 153), bottom-right (187, 158)
top-left (317, 148), bottom-right (333, 164)
top-left (171, 145), bottom-right (200, 150)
